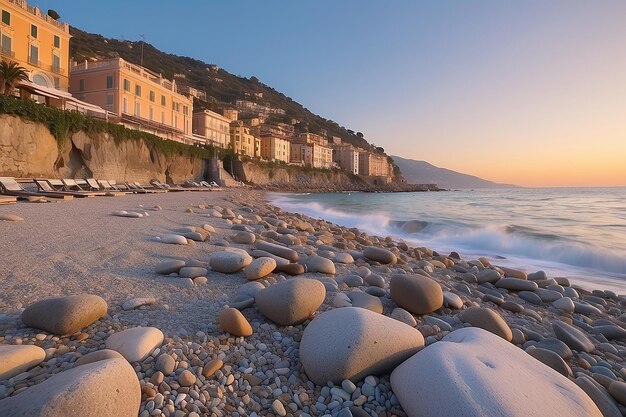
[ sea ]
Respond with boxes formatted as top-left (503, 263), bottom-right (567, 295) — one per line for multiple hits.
top-left (269, 187), bottom-right (626, 293)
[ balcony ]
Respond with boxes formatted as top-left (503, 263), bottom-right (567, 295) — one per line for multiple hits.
top-left (0, 47), bottom-right (14, 58)
top-left (28, 56), bottom-right (41, 67)
top-left (6, 0), bottom-right (69, 33)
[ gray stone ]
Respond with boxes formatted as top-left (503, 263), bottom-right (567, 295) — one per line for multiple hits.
top-left (495, 278), bottom-right (538, 292)
top-left (476, 269), bottom-right (500, 284)
top-left (519, 291), bottom-right (543, 305)
top-left (0, 345), bottom-right (45, 380)
top-left (348, 291), bottom-right (383, 313)
top-left (209, 251), bottom-right (252, 273)
top-left (443, 292), bottom-right (463, 309)
top-left (576, 375), bottom-right (621, 417)
top-left (459, 307), bottom-right (512, 341)
top-left (156, 354), bottom-right (175, 375)
top-left (526, 346), bottom-right (571, 377)
top-left (179, 267), bottom-right (208, 278)
top-left (155, 260), bottom-right (186, 274)
top-left (105, 327), bottom-right (164, 362)
top-left (255, 278), bottom-right (326, 326)
top-left (256, 241), bottom-right (299, 262)
top-left (553, 321), bottom-right (595, 353)
top-left (363, 246), bottom-right (397, 264)
top-left (244, 257), bottom-right (276, 281)
top-left (22, 294), bottom-right (107, 335)
top-left (306, 256), bottom-right (336, 274)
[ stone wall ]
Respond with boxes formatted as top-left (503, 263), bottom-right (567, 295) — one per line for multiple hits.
top-left (0, 114), bottom-right (207, 183)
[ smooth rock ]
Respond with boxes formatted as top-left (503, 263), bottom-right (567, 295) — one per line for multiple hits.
top-left (274, 263), bottom-right (306, 275)
top-left (256, 241), bottom-right (299, 262)
top-left (203, 359), bottom-right (223, 378)
top-left (300, 307), bottom-right (424, 384)
top-left (364, 274), bottom-right (385, 288)
top-left (552, 297), bottom-right (575, 313)
top-left (75, 349), bottom-right (125, 367)
top-left (0, 359), bottom-right (140, 417)
top-left (526, 346), bottom-right (572, 377)
top-left (443, 291), bottom-right (463, 309)
top-left (122, 297), bottom-right (157, 311)
top-left (209, 251), bottom-right (252, 273)
top-left (245, 257), bottom-right (276, 281)
top-left (476, 269), bottom-right (500, 284)
top-left (156, 354), bottom-right (176, 375)
top-left (519, 291), bottom-right (543, 305)
top-left (459, 307), bottom-right (512, 341)
top-left (0, 345), bottom-right (45, 380)
top-left (348, 291), bottom-right (383, 313)
top-left (306, 256), bottom-right (336, 274)
top-left (363, 246), bottom-right (397, 264)
top-left (390, 274), bottom-right (443, 315)
top-left (500, 267), bottom-right (527, 280)
top-left (105, 327), bottom-right (164, 362)
top-left (155, 260), bottom-right (186, 275)
top-left (218, 308), bottom-right (253, 337)
top-left (591, 325), bottom-right (626, 340)
top-left (609, 381), bottom-right (626, 406)
top-left (22, 294), bottom-right (107, 335)
top-left (390, 308), bottom-right (417, 327)
top-left (161, 234), bottom-right (188, 245)
top-left (344, 275), bottom-right (364, 287)
top-left (232, 231), bottom-right (256, 244)
top-left (391, 327), bottom-right (602, 417)
top-left (179, 369), bottom-right (196, 387)
top-left (255, 278), bottom-right (326, 326)
top-left (553, 321), bottom-right (595, 353)
top-left (0, 214), bottom-right (23, 222)
top-left (495, 278), bottom-right (538, 292)
top-left (178, 267), bottom-right (208, 278)
top-left (576, 375), bottom-right (622, 417)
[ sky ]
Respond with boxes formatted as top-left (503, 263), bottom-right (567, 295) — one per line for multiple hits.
top-left (34, 0), bottom-right (626, 187)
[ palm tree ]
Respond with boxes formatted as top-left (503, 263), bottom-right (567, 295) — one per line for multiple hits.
top-left (0, 61), bottom-right (29, 96)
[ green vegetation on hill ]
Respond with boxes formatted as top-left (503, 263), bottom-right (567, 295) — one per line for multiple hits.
top-left (69, 27), bottom-right (382, 153)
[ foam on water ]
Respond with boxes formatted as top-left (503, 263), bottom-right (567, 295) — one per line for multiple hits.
top-left (271, 190), bottom-right (626, 293)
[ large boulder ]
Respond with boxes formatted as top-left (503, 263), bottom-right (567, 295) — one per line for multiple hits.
top-left (459, 307), bottom-right (512, 341)
top-left (21, 295), bottom-right (107, 335)
top-left (363, 246), bottom-right (397, 264)
top-left (0, 345), bottom-right (45, 380)
top-left (105, 327), bottom-right (164, 362)
top-left (390, 327), bottom-right (602, 417)
top-left (0, 358), bottom-right (140, 417)
top-left (390, 274), bottom-right (443, 315)
top-left (209, 251), bottom-right (252, 273)
top-left (255, 278), bottom-right (326, 326)
top-left (300, 307), bottom-right (424, 384)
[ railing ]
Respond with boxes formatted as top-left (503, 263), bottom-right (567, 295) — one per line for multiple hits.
top-left (0, 47), bottom-right (14, 58)
top-left (7, 0), bottom-right (69, 32)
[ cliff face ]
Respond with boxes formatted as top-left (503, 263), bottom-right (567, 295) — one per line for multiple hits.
top-left (0, 115), bottom-right (207, 183)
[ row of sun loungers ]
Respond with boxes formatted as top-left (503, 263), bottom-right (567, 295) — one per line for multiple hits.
top-left (0, 177), bottom-right (221, 202)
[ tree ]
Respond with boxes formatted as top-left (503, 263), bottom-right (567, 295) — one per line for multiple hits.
top-left (356, 132), bottom-right (364, 138)
top-left (47, 9), bottom-right (60, 20)
top-left (0, 61), bottom-right (29, 96)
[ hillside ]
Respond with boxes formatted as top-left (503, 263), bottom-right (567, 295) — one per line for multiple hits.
top-left (69, 27), bottom-right (384, 155)
top-left (391, 155), bottom-right (518, 189)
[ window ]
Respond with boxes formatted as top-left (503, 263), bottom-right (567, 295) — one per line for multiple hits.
top-left (1, 33), bottom-right (11, 54)
top-left (79, 79), bottom-right (85, 91)
top-left (123, 79), bottom-right (130, 91)
top-left (29, 44), bottom-right (38, 65)
top-left (52, 53), bottom-right (60, 72)
top-left (30, 25), bottom-right (37, 38)
top-left (106, 75), bottom-right (113, 89)
top-left (1, 10), bottom-right (10, 25)
top-left (149, 91), bottom-right (155, 102)
top-left (161, 95), bottom-right (166, 106)
top-left (174, 116), bottom-right (177, 128)
top-left (135, 102), bottom-right (140, 116)
top-left (123, 97), bottom-right (128, 113)
top-left (149, 106), bottom-right (154, 121)
top-left (135, 84), bottom-right (141, 97)
top-left (106, 93), bottom-right (114, 106)
top-left (54, 77), bottom-right (59, 89)
top-left (161, 111), bottom-right (165, 123)
top-left (53, 35), bottom-right (60, 48)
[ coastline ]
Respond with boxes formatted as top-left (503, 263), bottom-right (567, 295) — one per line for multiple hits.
top-left (0, 188), bottom-right (624, 416)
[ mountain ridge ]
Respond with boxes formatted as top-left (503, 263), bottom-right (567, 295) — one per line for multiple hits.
top-left (391, 155), bottom-right (519, 189)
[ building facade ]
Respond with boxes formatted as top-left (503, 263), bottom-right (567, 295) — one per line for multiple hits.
top-left (192, 109), bottom-right (230, 148)
top-left (69, 58), bottom-right (193, 142)
top-left (260, 134), bottom-right (290, 163)
top-left (333, 144), bottom-right (360, 175)
top-left (359, 152), bottom-right (390, 177)
top-left (222, 108), bottom-right (238, 121)
top-left (290, 133), bottom-right (333, 169)
top-left (229, 120), bottom-right (257, 157)
top-left (0, 0), bottom-right (71, 91)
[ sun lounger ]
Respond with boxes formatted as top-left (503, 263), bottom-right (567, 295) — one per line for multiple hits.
top-left (99, 180), bottom-right (133, 195)
top-left (133, 182), bottom-right (168, 193)
top-left (0, 177), bottom-right (73, 200)
top-left (61, 179), bottom-right (107, 196)
top-left (150, 179), bottom-right (185, 192)
top-left (34, 179), bottom-right (94, 198)
top-left (85, 179), bottom-right (126, 196)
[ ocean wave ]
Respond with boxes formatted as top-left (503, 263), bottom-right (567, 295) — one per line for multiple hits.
top-left (271, 194), bottom-right (626, 278)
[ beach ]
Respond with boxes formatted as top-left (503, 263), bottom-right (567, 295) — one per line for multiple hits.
top-left (0, 188), bottom-right (625, 417)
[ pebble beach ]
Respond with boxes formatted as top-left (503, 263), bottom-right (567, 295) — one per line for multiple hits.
top-left (1, 188), bottom-right (625, 417)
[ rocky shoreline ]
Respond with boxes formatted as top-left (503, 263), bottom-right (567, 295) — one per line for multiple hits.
top-left (254, 182), bottom-right (443, 194)
top-left (0, 189), bottom-right (625, 417)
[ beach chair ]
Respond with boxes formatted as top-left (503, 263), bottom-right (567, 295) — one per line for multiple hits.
top-left (61, 179), bottom-right (107, 196)
top-left (33, 179), bottom-right (94, 198)
top-left (97, 180), bottom-right (132, 195)
top-left (85, 179), bottom-right (126, 196)
top-left (133, 182), bottom-right (168, 193)
top-left (0, 177), bottom-right (73, 200)
top-left (150, 179), bottom-right (185, 192)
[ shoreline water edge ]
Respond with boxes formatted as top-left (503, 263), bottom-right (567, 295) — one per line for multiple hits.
top-left (0, 189), bottom-right (624, 416)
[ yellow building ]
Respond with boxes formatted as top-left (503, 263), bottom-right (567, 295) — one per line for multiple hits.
top-left (229, 120), bottom-right (257, 157)
top-left (333, 143), bottom-right (360, 175)
top-left (291, 132), bottom-right (333, 169)
top-left (192, 109), bottom-right (230, 148)
top-left (260, 134), bottom-right (291, 163)
top-left (69, 58), bottom-right (193, 142)
top-left (0, 0), bottom-right (71, 91)
top-left (359, 151), bottom-right (390, 177)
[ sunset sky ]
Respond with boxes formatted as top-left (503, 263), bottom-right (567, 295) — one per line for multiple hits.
top-left (39, 0), bottom-right (626, 187)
